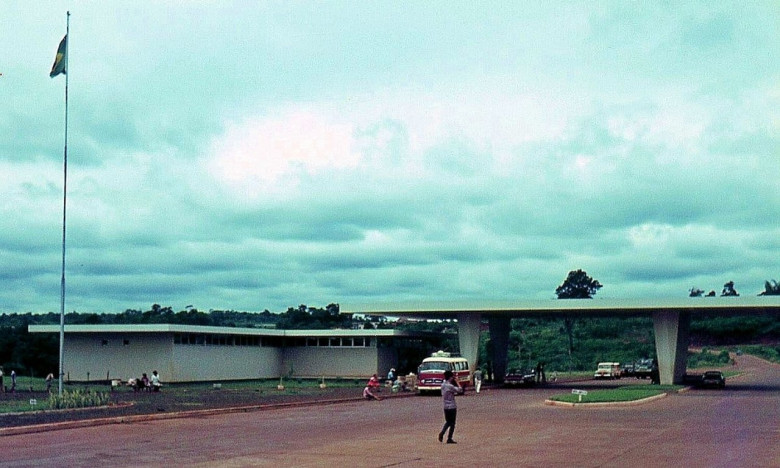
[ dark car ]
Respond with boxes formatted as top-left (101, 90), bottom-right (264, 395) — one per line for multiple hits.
top-left (634, 359), bottom-right (653, 379)
top-left (700, 370), bottom-right (726, 389)
top-left (504, 369), bottom-right (536, 386)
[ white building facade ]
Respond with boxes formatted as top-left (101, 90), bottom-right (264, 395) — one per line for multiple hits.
top-left (28, 324), bottom-right (426, 383)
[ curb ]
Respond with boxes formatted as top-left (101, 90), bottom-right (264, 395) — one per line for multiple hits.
top-left (0, 392), bottom-right (416, 437)
top-left (544, 392), bottom-right (668, 407)
top-left (543, 386), bottom-right (691, 408)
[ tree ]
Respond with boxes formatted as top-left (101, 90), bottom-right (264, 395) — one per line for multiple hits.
top-left (555, 269), bottom-right (603, 299)
top-left (689, 287), bottom-right (704, 297)
top-left (721, 281), bottom-right (739, 297)
top-left (759, 279), bottom-right (780, 296)
top-left (555, 269), bottom-right (602, 372)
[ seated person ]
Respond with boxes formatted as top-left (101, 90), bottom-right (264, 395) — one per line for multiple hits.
top-left (363, 385), bottom-right (381, 401)
top-left (393, 377), bottom-right (409, 392)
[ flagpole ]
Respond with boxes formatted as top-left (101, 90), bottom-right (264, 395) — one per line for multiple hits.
top-left (58, 10), bottom-right (70, 397)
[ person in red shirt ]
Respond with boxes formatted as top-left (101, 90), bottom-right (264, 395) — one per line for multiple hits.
top-left (368, 374), bottom-right (381, 391)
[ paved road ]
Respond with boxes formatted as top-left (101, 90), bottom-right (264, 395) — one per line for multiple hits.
top-left (1, 355), bottom-right (777, 467)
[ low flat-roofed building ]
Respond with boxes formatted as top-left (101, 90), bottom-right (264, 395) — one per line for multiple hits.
top-left (28, 324), bottom-right (439, 383)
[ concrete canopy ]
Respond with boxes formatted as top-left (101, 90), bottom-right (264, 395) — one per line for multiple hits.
top-left (343, 296), bottom-right (780, 384)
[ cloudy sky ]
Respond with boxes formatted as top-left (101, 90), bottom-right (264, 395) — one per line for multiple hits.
top-left (1, 2), bottom-right (778, 315)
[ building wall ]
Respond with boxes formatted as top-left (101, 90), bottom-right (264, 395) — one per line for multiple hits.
top-left (171, 342), bottom-right (283, 382)
top-left (63, 333), bottom-right (174, 382)
top-left (60, 331), bottom-right (393, 383)
top-left (281, 346), bottom-right (380, 378)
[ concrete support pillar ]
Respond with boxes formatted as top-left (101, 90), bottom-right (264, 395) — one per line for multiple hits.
top-left (457, 313), bottom-right (482, 380)
top-left (652, 309), bottom-right (690, 385)
top-left (488, 315), bottom-right (511, 383)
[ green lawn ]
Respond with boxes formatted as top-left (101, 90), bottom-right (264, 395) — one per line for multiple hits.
top-left (0, 398), bottom-right (48, 414)
top-left (0, 377), bottom-right (366, 414)
top-left (548, 385), bottom-right (683, 404)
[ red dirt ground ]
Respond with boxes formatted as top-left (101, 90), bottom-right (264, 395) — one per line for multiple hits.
top-left (1, 354), bottom-right (777, 467)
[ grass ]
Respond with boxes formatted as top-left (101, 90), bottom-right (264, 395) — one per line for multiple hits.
top-left (733, 345), bottom-right (780, 364)
top-left (145, 377), bottom-right (365, 394)
top-left (0, 398), bottom-right (47, 414)
top-left (548, 385), bottom-right (683, 404)
top-left (0, 377), bottom-right (366, 415)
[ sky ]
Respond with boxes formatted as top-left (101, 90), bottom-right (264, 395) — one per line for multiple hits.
top-left (1, 1), bottom-right (778, 315)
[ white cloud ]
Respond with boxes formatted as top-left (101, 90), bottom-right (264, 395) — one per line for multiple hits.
top-left (207, 108), bottom-right (362, 195)
top-left (0, 2), bottom-right (778, 313)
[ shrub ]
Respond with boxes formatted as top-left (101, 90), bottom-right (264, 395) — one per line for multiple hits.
top-left (48, 389), bottom-right (111, 410)
top-left (687, 348), bottom-right (731, 368)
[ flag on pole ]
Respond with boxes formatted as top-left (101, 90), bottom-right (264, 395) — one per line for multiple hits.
top-left (50, 35), bottom-right (67, 78)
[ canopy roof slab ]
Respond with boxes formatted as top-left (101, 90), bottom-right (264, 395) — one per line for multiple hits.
top-left (343, 297), bottom-right (780, 384)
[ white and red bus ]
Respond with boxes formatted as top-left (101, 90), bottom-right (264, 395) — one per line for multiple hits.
top-left (417, 351), bottom-right (471, 393)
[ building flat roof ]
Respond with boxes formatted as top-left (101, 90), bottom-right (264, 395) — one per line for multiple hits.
top-left (27, 324), bottom-right (430, 337)
top-left (342, 296), bottom-right (780, 318)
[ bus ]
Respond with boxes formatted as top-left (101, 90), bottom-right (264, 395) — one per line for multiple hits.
top-left (417, 351), bottom-right (471, 394)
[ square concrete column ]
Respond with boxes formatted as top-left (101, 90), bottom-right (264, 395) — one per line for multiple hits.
top-left (457, 313), bottom-right (482, 380)
top-left (652, 309), bottom-right (690, 385)
top-left (487, 315), bottom-right (511, 384)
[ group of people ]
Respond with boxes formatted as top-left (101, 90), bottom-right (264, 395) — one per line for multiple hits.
top-left (127, 370), bottom-right (162, 392)
top-left (363, 367), bottom-right (415, 401)
top-left (0, 367), bottom-right (16, 393)
top-left (363, 373), bottom-right (382, 400)
top-left (361, 366), bottom-right (466, 444)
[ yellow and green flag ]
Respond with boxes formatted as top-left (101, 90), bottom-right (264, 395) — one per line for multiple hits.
top-left (50, 35), bottom-right (67, 78)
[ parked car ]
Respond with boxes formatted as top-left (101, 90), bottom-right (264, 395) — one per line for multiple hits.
top-left (504, 369), bottom-right (536, 386)
top-left (634, 359), bottom-right (653, 379)
top-left (594, 362), bottom-right (622, 380)
top-left (620, 363), bottom-right (635, 377)
top-left (700, 370), bottom-right (726, 389)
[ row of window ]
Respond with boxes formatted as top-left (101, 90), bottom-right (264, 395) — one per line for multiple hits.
top-left (172, 333), bottom-right (372, 348)
top-left (173, 334), bottom-right (278, 347)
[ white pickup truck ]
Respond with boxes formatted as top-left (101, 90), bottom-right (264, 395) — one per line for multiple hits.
top-left (593, 362), bottom-right (621, 379)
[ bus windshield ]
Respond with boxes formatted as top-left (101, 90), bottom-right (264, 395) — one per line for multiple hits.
top-left (419, 361), bottom-right (451, 372)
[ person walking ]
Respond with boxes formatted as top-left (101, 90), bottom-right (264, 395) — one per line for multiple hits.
top-left (437, 370), bottom-right (464, 444)
top-left (473, 368), bottom-right (483, 394)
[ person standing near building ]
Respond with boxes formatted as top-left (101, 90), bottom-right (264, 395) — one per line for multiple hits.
top-left (438, 370), bottom-right (464, 444)
top-left (473, 368), bottom-right (483, 394)
top-left (150, 370), bottom-right (161, 391)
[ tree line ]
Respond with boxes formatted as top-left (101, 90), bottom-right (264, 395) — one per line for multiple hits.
top-left (1, 269), bottom-right (777, 377)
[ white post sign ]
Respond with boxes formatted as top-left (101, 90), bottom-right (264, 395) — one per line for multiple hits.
top-left (572, 389), bottom-right (588, 402)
